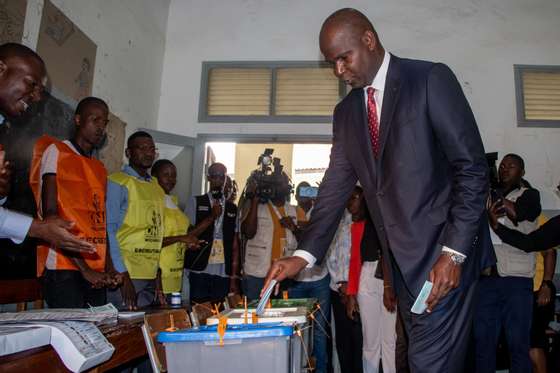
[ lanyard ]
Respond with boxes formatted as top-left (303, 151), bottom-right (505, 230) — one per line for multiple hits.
top-left (267, 201), bottom-right (287, 220)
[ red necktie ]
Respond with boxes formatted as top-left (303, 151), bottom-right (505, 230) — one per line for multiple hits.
top-left (367, 87), bottom-right (380, 157)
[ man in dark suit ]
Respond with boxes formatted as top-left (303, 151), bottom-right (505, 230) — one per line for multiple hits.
top-left (262, 8), bottom-right (495, 373)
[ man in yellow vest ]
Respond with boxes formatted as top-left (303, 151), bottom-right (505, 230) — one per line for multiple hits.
top-left (29, 97), bottom-right (115, 308)
top-left (107, 131), bottom-right (165, 310)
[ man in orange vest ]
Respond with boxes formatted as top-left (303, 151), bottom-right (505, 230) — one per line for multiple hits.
top-left (0, 42), bottom-right (95, 254)
top-left (30, 96), bottom-right (117, 308)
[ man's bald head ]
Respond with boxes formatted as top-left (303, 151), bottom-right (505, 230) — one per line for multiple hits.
top-left (320, 8), bottom-right (377, 43)
top-left (319, 8), bottom-right (384, 89)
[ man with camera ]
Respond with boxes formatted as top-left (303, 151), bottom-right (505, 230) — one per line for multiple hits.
top-left (474, 153), bottom-right (541, 373)
top-left (184, 162), bottom-right (240, 303)
top-left (241, 171), bottom-right (298, 300)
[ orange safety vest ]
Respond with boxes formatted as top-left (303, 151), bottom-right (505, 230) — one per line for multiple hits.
top-left (30, 135), bottom-right (108, 276)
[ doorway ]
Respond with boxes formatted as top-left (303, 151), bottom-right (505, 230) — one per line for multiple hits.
top-left (203, 141), bottom-right (332, 202)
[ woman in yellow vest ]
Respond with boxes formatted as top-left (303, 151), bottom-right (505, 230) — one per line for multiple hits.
top-left (151, 159), bottom-right (202, 301)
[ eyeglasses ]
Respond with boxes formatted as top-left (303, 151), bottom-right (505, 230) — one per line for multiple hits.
top-left (207, 172), bottom-right (226, 178)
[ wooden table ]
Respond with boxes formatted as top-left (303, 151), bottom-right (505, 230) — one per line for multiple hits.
top-left (0, 319), bottom-right (147, 372)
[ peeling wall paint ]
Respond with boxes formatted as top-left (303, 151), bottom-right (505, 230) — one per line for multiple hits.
top-left (23, 0), bottom-right (170, 136)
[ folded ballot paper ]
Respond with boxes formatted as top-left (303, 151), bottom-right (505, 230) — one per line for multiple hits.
top-left (411, 281), bottom-right (433, 314)
top-left (256, 279), bottom-right (277, 316)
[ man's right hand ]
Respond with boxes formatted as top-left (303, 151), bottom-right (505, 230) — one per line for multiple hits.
top-left (28, 217), bottom-right (96, 254)
top-left (82, 269), bottom-right (108, 289)
top-left (211, 203), bottom-right (223, 220)
top-left (260, 256), bottom-right (308, 297)
top-left (182, 234), bottom-right (205, 250)
top-left (488, 200), bottom-right (505, 231)
top-left (119, 272), bottom-right (137, 310)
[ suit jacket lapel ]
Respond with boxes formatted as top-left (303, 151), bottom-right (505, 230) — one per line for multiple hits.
top-left (377, 56), bottom-right (403, 166)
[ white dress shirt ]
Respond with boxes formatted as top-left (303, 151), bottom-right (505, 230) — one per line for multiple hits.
top-left (0, 113), bottom-right (34, 243)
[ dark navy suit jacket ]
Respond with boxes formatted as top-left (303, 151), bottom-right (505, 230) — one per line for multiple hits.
top-left (300, 55), bottom-right (496, 297)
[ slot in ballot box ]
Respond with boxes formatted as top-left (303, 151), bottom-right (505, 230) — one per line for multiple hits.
top-left (158, 323), bottom-right (304, 373)
top-left (245, 298), bottom-right (318, 313)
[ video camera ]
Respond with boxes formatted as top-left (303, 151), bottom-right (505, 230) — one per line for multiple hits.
top-left (486, 152), bottom-right (504, 205)
top-left (245, 148), bottom-right (292, 203)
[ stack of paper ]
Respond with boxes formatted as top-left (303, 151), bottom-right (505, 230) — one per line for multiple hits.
top-left (0, 325), bottom-right (51, 356)
top-left (0, 304), bottom-right (118, 324)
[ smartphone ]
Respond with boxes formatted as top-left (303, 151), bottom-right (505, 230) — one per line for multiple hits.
top-left (490, 189), bottom-right (505, 204)
top-left (298, 186), bottom-right (318, 198)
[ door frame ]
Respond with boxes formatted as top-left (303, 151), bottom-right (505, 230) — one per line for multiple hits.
top-left (195, 133), bottom-right (332, 195)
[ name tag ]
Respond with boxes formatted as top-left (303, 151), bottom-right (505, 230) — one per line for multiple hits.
top-left (208, 239), bottom-right (225, 264)
top-left (198, 206), bottom-right (209, 211)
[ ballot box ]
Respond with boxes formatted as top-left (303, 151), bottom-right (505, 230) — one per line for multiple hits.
top-left (206, 306), bottom-right (312, 372)
top-left (158, 323), bottom-right (303, 373)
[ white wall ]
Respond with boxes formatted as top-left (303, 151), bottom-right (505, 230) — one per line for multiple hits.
top-left (158, 0), bottom-right (560, 208)
top-left (23, 0), bottom-right (170, 133)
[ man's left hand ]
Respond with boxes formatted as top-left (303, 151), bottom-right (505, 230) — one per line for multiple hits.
top-left (426, 253), bottom-right (462, 312)
top-left (383, 285), bottom-right (397, 313)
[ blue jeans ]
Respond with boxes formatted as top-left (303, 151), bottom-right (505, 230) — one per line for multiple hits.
top-left (474, 276), bottom-right (533, 373)
top-left (288, 274), bottom-right (332, 373)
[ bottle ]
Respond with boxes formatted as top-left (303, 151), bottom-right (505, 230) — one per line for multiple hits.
top-left (170, 292), bottom-right (182, 308)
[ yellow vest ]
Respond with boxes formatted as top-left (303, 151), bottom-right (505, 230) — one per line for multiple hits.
top-left (109, 171), bottom-right (165, 280)
top-left (160, 195), bottom-right (189, 293)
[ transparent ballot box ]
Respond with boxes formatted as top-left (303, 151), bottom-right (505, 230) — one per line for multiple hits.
top-left (158, 323), bottom-right (308, 373)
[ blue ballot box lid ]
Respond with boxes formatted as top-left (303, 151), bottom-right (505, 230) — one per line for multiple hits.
top-left (157, 322), bottom-right (293, 343)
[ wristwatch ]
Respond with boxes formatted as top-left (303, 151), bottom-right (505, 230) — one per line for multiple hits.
top-left (443, 251), bottom-right (466, 265)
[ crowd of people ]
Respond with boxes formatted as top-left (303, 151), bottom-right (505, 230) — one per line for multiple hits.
top-left (0, 6), bottom-right (559, 373)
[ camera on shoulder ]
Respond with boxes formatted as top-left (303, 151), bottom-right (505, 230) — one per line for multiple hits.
top-left (244, 148), bottom-right (293, 203)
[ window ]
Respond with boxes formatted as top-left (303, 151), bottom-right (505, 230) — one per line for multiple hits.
top-left (514, 65), bottom-right (560, 127)
top-left (199, 62), bottom-right (345, 123)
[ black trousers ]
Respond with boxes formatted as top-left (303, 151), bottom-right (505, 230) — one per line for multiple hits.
top-left (396, 306), bottom-right (411, 373)
top-left (42, 269), bottom-right (106, 308)
top-left (331, 290), bottom-right (363, 373)
top-left (189, 272), bottom-right (230, 304)
top-left (394, 267), bottom-right (477, 373)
